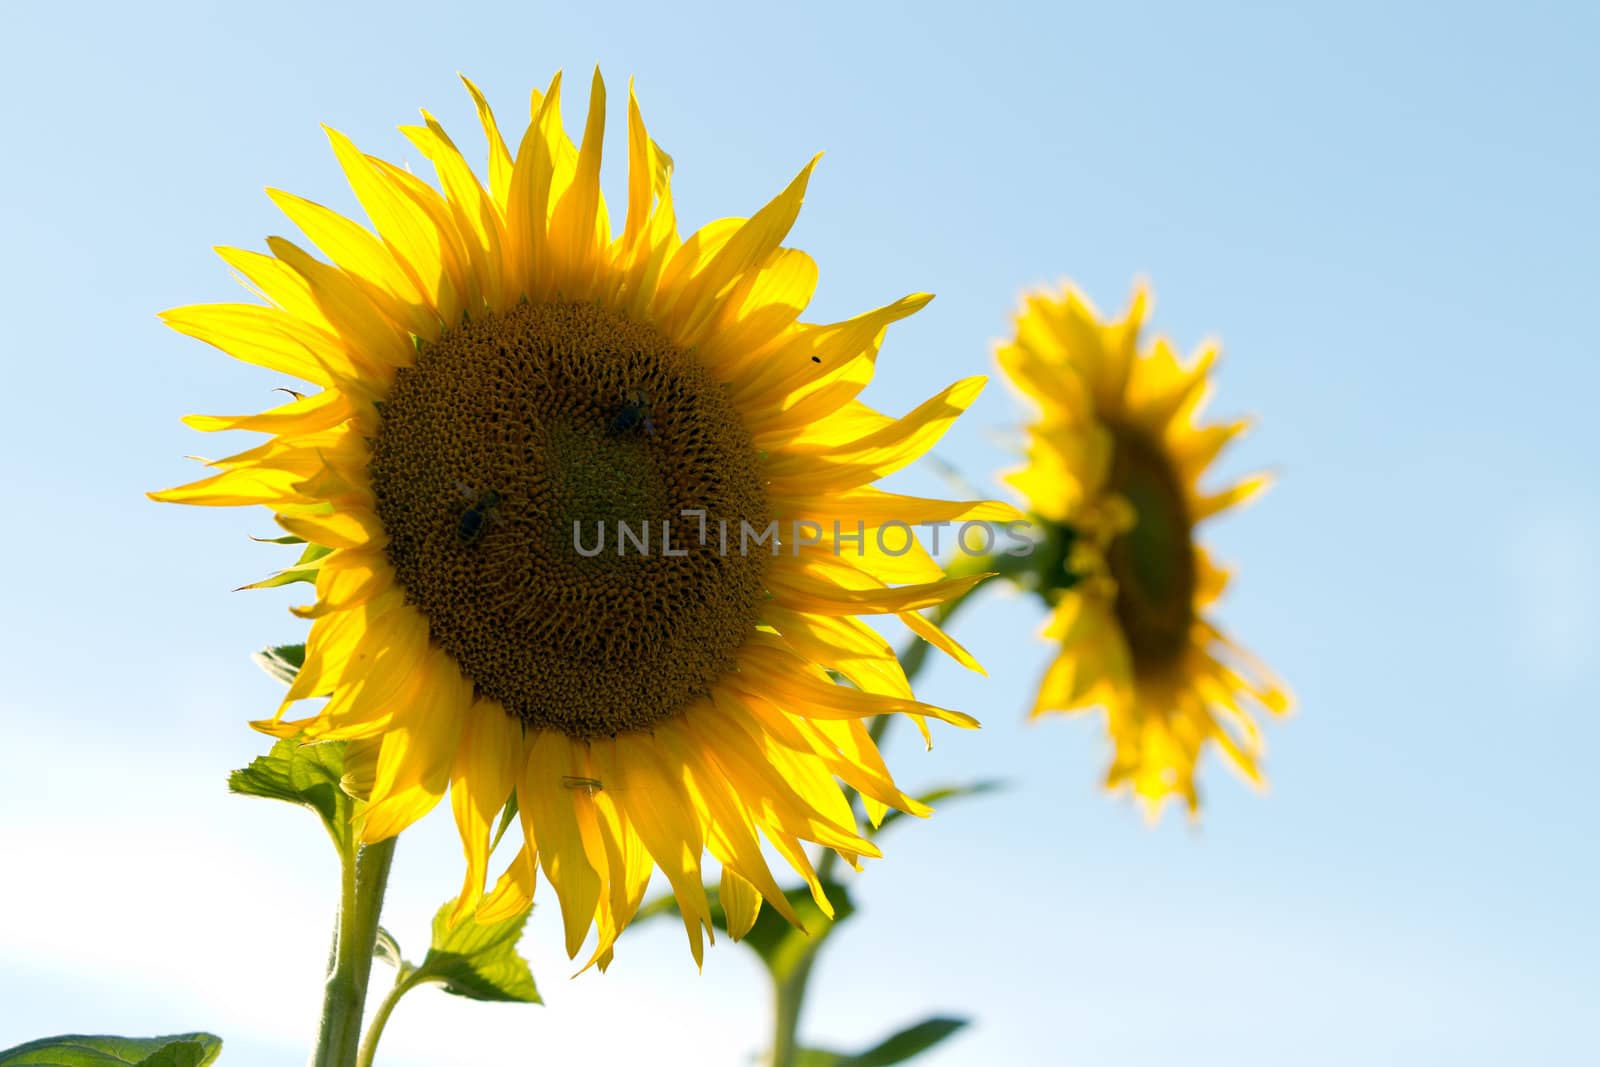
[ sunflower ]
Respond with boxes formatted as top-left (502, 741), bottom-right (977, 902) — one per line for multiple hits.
top-left (998, 282), bottom-right (1290, 818)
top-left (153, 71), bottom-right (1010, 968)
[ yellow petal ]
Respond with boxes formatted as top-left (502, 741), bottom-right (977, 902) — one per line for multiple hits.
top-left (449, 700), bottom-right (524, 922)
top-left (612, 729), bottom-right (713, 968)
top-left (477, 842), bottom-right (539, 924)
top-left (522, 729), bottom-right (605, 958)
top-left (359, 652), bottom-right (472, 842)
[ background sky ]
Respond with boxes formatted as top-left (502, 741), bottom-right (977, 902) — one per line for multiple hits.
top-left (1, 1), bottom-right (1595, 1065)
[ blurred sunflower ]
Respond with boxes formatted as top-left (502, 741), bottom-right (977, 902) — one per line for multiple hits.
top-left (153, 71), bottom-right (1009, 968)
top-left (998, 282), bottom-right (1290, 818)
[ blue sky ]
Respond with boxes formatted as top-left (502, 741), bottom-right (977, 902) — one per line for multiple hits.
top-left (1, 2), bottom-right (1594, 1064)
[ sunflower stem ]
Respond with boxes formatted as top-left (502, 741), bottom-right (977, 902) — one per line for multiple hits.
top-left (769, 954), bottom-right (817, 1067)
top-left (310, 836), bottom-right (397, 1067)
top-left (770, 570), bottom-right (989, 1067)
top-left (354, 968), bottom-right (421, 1067)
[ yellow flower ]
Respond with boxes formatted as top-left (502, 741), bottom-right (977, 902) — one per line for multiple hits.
top-left (998, 281), bottom-right (1290, 818)
top-left (153, 71), bottom-right (1009, 968)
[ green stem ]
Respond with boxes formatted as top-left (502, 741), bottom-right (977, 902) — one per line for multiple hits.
top-left (769, 946), bottom-right (818, 1067)
top-left (354, 969), bottom-right (421, 1067)
top-left (770, 573), bottom-right (987, 1066)
top-left (310, 837), bottom-right (397, 1067)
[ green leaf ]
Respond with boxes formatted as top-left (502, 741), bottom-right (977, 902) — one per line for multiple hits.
top-left (373, 926), bottom-right (404, 970)
top-left (793, 1017), bottom-right (969, 1067)
top-left (0, 1033), bottom-right (222, 1066)
top-left (792, 1051), bottom-right (844, 1067)
top-left (250, 643), bottom-right (305, 686)
top-left (413, 898), bottom-right (540, 1003)
top-left (640, 880), bottom-right (855, 983)
top-left (228, 737), bottom-right (351, 853)
top-left (739, 882), bottom-right (855, 982)
top-left (871, 780), bottom-right (1005, 838)
top-left (840, 1017), bottom-right (969, 1066)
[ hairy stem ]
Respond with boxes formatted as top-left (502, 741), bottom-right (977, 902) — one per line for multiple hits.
top-left (354, 969), bottom-right (421, 1067)
top-left (310, 837), bottom-right (397, 1067)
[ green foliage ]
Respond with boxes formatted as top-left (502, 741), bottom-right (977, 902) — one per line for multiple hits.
top-left (489, 792), bottom-right (519, 852)
top-left (794, 1017), bottom-right (970, 1067)
top-left (372, 927), bottom-right (404, 970)
top-left (228, 737), bottom-right (352, 853)
top-left (0, 1033), bottom-right (222, 1066)
top-left (250, 643), bottom-right (305, 686)
top-left (231, 644), bottom-right (354, 852)
top-left (416, 899), bottom-right (541, 1003)
top-left (872, 780), bottom-right (1005, 838)
top-left (380, 900), bottom-right (541, 1005)
top-left (737, 882), bottom-right (855, 983)
top-left (1007, 517), bottom-right (1083, 603)
top-left (236, 543), bottom-right (333, 591)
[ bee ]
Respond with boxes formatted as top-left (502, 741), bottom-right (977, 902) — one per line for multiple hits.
top-left (455, 483), bottom-right (505, 545)
top-left (609, 389), bottom-right (656, 437)
top-left (561, 775), bottom-right (603, 796)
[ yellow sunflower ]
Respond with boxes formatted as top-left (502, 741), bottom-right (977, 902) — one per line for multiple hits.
top-left (153, 71), bottom-right (1010, 969)
top-left (998, 281), bottom-right (1290, 818)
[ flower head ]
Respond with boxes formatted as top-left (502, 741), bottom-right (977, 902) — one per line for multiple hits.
top-left (998, 281), bottom-right (1290, 818)
top-left (154, 71), bottom-right (1007, 967)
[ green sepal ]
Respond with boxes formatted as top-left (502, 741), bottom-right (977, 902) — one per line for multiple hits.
top-left (249, 534), bottom-right (305, 545)
top-left (409, 898), bottom-right (541, 1004)
top-left (639, 880), bottom-right (855, 983)
top-left (235, 568), bottom-right (316, 591)
top-left (0, 1033), bottom-right (222, 1066)
top-left (489, 792), bottom-right (519, 853)
top-left (871, 780), bottom-right (1005, 838)
top-left (236, 542), bottom-right (333, 591)
top-left (794, 1016), bottom-right (969, 1067)
top-left (1007, 517), bottom-right (1085, 605)
top-left (250, 643), bottom-right (305, 686)
top-left (228, 737), bottom-right (352, 854)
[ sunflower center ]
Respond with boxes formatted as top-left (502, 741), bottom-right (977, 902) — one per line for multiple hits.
top-left (1104, 426), bottom-right (1195, 673)
top-left (369, 301), bottom-right (770, 738)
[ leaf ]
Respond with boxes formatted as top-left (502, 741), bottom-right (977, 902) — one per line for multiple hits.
top-left (840, 1017), bottom-right (969, 1066)
top-left (373, 927), bottom-right (404, 970)
top-left (792, 1052), bottom-right (844, 1067)
top-left (413, 898), bottom-right (540, 1003)
top-left (793, 1017), bottom-right (970, 1067)
top-left (871, 780), bottom-right (1005, 838)
top-left (228, 737), bottom-right (352, 852)
top-left (640, 881), bottom-right (855, 984)
top-left (0, 1033), bottom-right (222, 1066)
top-left (250, 643), bottom-right (305, 685)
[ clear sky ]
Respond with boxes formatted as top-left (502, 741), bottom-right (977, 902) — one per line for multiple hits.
top-left (1, 2), bottom-right (1595, 1065)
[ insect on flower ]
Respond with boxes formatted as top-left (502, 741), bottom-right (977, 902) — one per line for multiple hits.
top-left (455, 483), bottom-right (505, 546)
top-left (609, 388), bottom-right (656, 437)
